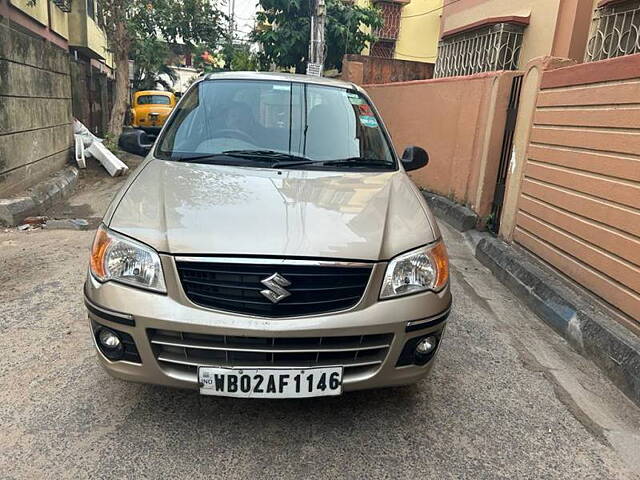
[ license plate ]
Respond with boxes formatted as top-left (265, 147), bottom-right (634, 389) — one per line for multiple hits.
top-left (198, 366), bottom-right (343, 398)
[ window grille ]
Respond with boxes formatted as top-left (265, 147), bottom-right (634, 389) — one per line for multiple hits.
top-left (434, 23), bottom-right (525, 78)
top-left (585, 0), bottom-right (640, 61)
top-left (370, 41), bottom-right (396, 59)
top-left (373, 1), bottom-right (402, 41)
top-left (370, 0), bottom-right (403, 58)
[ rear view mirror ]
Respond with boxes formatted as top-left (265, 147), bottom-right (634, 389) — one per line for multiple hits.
top-left (401, 146), bottom-right (429, 172)
top-left (118, 129), bottom-right (153, 156)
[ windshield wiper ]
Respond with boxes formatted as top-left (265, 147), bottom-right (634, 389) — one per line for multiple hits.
top-left (276, 157), bottom-right (394, 169)
top-left (169, 150), bottom-right (308, 165)
top-left (321, 157), bottom-right (394, 168)
top-left (169, 151), bottom-right (392, 169)
top-left (221, 150), bottom-right (310, 163)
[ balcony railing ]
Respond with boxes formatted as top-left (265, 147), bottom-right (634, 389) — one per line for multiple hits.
top-left (585, 1), bottom-right (640, 62)
top-left (434, 23), bottom-right (525, 78)
top-left (372, 1), bottom-right (402, 41)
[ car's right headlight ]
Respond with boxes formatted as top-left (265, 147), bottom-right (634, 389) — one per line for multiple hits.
top-left (380, 241), bottom-right (449, 299)
top-left (90, 224), bottom-right (166, 293)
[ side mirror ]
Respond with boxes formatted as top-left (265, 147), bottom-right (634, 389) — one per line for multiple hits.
top-left (118, 129), bottom-right (153, 156)
top-left (401, 146), bottom-right (429, 171)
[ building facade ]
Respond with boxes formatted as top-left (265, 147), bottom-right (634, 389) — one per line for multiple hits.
top-left (68, 0), bottom-right (114, 136)
top-left (1, 0), bottom-right (73, 196)
top-left (359, 0), bottom-right (443, 63)
top-left (0, 0), bottom-right (113, 197)
top-left (435, 0), bottom-right (597, 77)
top-left (394, 0), bottom-right (443, 62)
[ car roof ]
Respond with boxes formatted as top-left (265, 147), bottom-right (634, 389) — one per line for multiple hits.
top-left (134, 90), bottom-right (174, 96)
top-left (202, 71), bottom-right (359, 90)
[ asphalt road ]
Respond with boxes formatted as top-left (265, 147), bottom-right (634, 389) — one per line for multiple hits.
top-left (1, 157), bottom-right (639, 479)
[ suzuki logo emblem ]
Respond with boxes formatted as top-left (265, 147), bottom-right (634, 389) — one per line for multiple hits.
top-left (260, 273), bottom-right (292, 304)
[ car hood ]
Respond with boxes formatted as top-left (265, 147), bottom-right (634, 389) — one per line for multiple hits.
top-left (108, 160), bottom-right (439, 261)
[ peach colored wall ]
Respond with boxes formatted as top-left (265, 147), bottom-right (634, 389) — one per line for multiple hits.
top-left (365, 71), bottom-right (519, 217)
top-left (550, 0), bottom-right (594, 61)
top-left (509, 53), bottom-right (640, 331)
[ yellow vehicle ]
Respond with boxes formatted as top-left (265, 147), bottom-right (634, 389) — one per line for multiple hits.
top-left (130, 90), bottom-right (176, 132)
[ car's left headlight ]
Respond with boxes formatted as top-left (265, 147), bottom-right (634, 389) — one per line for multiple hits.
top-left (380, 241), bottom-right (449, 299)
top-left (90, 224), bottom-right (167, 293)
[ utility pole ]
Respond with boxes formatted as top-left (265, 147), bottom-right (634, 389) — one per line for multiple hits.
top-left (306, 0), bottom-right (325, 76)
top-left (228, 0), bottom-right (236, 36)
top-left (227, 0), bottom-right (236, 70)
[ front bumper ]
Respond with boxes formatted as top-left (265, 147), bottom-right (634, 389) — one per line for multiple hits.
top-left (84, 262), bottom-right (451, 392)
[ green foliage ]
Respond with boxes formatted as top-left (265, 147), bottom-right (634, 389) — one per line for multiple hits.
top-left (126, 0), bottom-right (226, 50)
top-left (223, 43), bottom-right (259, 71)
top-left (130, 37), bottom-right (177, 91)
top-left (92, 0), bottom-right (227, 135)
top-left (252, 0), bottom-right (382, 73)
top-left (232, 48), bottom-right (258, 71)
top-left (102, 133), bottom-right (119, 152)
top-left (96, 0), bottom-right (226, 61)
top-left (128, 0), bottom-right (226, 88)
top-left (191, 44), bottom-right (223, 73)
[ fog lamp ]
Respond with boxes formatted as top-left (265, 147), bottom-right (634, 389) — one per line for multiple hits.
top-left (97, 327), bottom-right (124, 360)
top-left (415, 336), bottom-right (436, 355)
top-left (99, 328), bottom-right (121, 348)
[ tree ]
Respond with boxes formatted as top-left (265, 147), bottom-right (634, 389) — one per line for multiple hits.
top-left (98, 0), bottom-right (226, 137)
top-left (130, 37), bottom-right (177, 91)
top-left (230, 44), bottom-right (258, 71)
top-left (252, 0), bottom-right (382, 73)
top-left (221, 42), bottom-right (259, 71)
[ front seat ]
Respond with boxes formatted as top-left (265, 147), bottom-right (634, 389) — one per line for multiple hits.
top-left (305, 104), bottom-right (353, 159)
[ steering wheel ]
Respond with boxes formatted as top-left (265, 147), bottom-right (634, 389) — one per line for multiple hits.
top-left (213, 129), bottom-right (255, 144)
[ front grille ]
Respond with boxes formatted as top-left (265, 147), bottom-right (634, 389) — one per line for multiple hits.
top-left (175, 261), bottom-right (373, 317)
top-left (149, 329), bottom-right (393, 377)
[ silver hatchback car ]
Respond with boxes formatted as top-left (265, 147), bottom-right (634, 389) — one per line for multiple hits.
top-left (85, 72), bottom-right (451, 398)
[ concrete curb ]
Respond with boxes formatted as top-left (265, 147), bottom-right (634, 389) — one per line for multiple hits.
top-left (421, 191), bottom-right (478, 232)
top-left (0, 166), bottom-right (79, 227)
top-left (476, 235), bottom-right (640, 408)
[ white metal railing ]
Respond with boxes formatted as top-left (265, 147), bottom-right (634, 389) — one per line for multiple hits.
top-left (434, 23), bottom-right (525, 78)
top-left (585, 1), bottom-right (640, 62)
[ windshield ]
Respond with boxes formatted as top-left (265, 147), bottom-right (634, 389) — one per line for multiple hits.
top-left (156, 79), bottom-right (396, 169)
top-left (138, 95), bottom-right (171, 105)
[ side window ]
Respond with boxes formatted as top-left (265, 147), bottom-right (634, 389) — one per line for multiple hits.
top-left (159, 88), bottom-right (201, 154)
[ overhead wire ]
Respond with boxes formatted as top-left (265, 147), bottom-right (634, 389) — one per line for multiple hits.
top-left (394, 51), bottom-right (437, 60)
top-left (400, 0), bottom-right (464, 19)
top-left (389, 0), bottom-right (465, 59)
